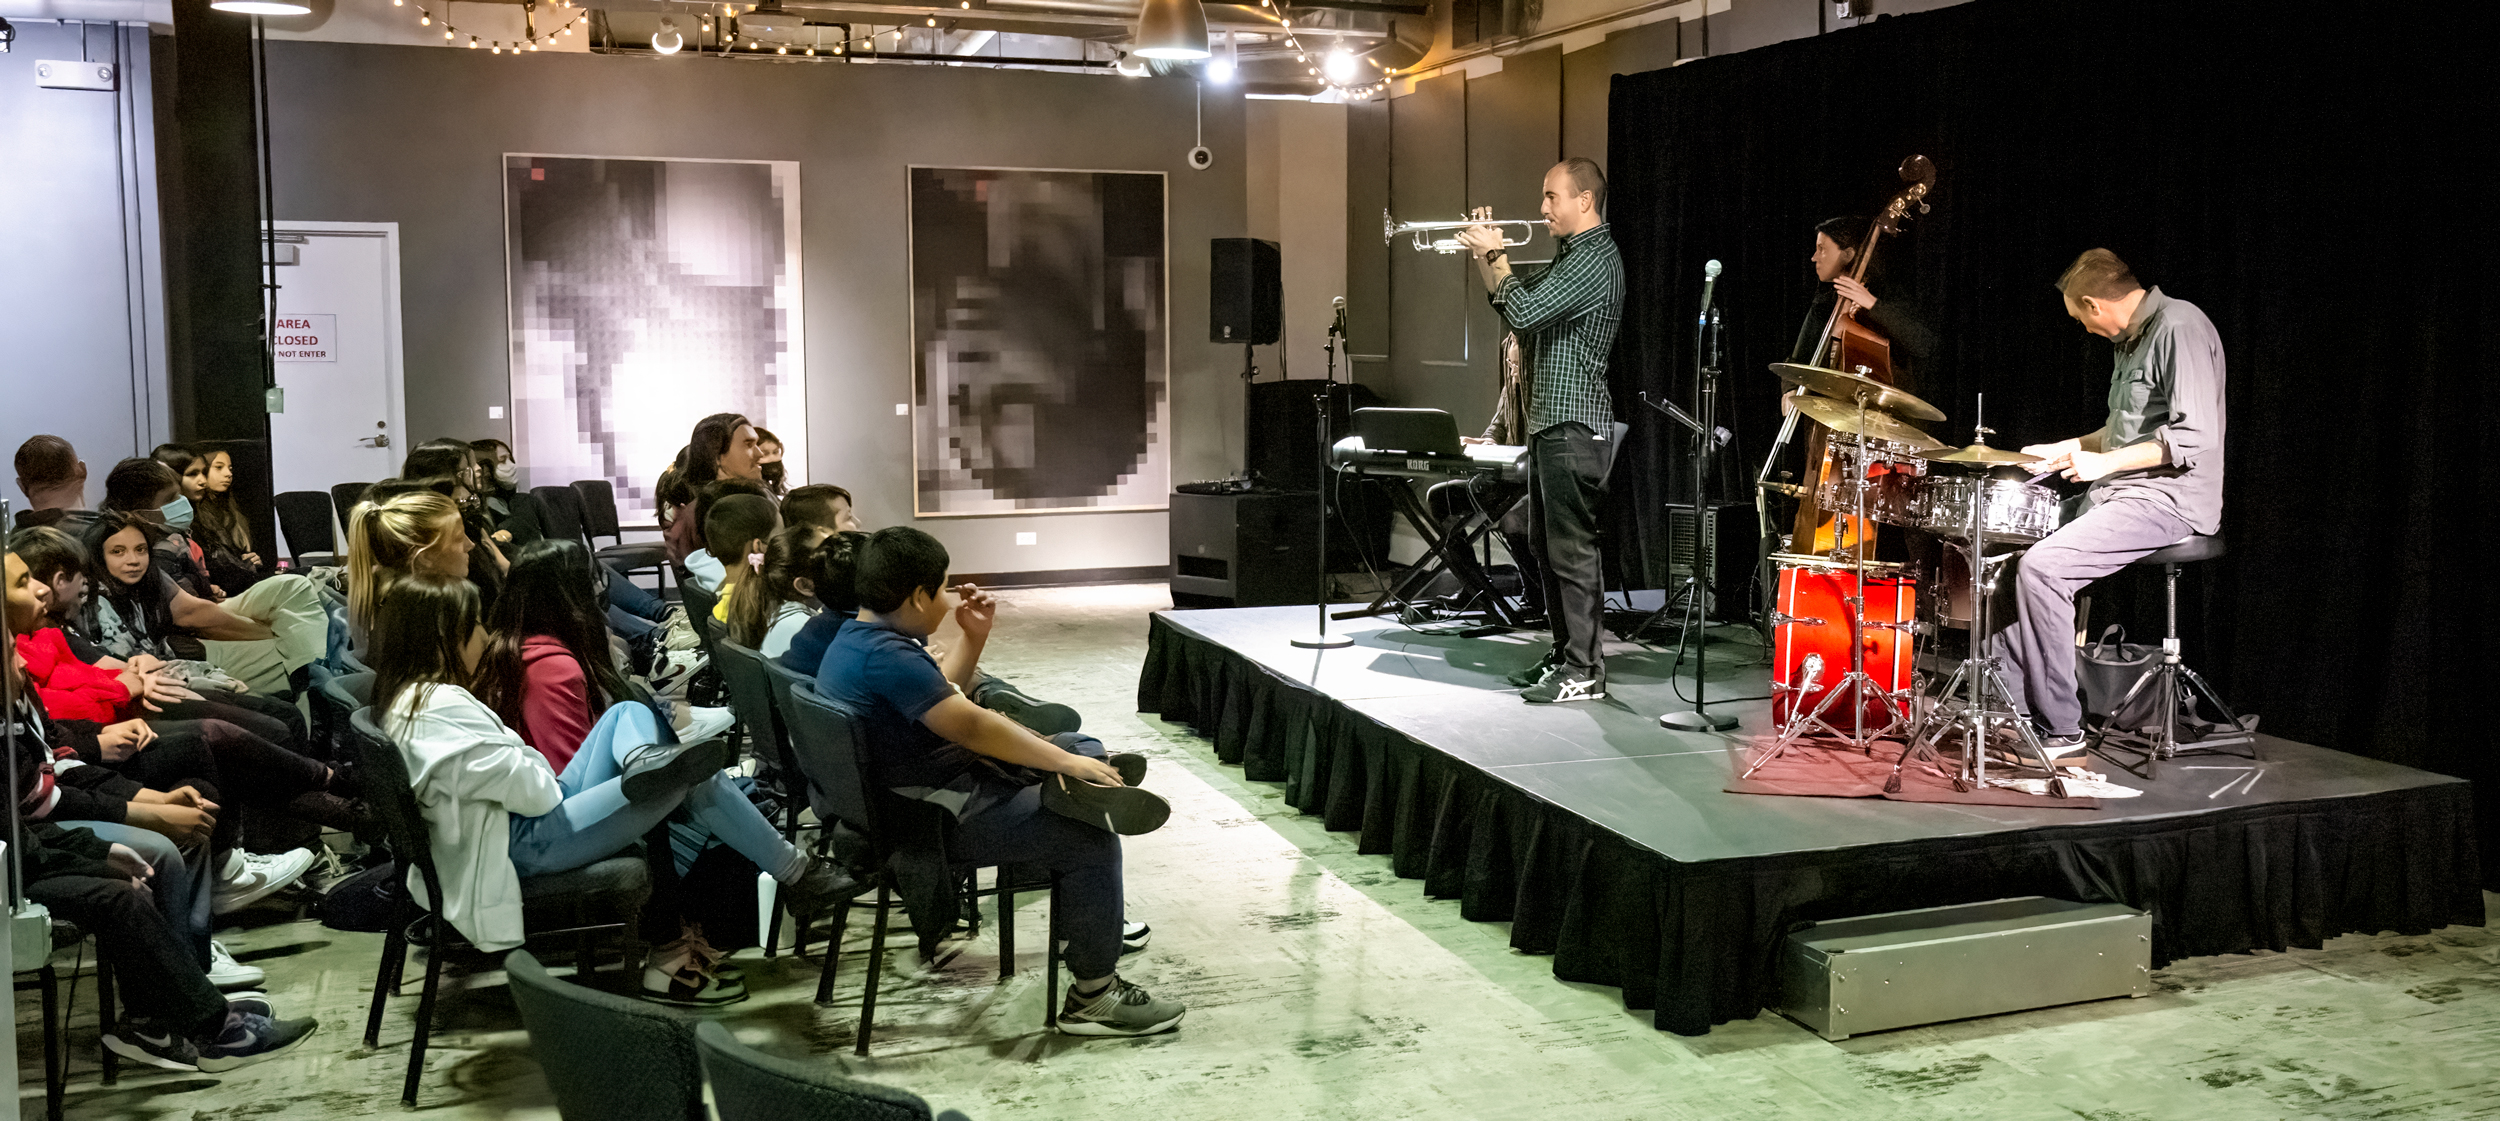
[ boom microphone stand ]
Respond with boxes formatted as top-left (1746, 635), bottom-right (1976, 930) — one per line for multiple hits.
top-left (1292, 298), bottom-right (1356, 650)
top-left (1662, 261), bottom-right (1739, 732)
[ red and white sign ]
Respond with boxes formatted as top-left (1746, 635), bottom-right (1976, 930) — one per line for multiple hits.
top-left (273, 314), bottom-right (337, 363)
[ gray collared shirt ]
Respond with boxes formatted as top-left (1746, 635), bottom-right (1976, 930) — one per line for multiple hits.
top-left (2089, 286), bottom-right (2226, 535)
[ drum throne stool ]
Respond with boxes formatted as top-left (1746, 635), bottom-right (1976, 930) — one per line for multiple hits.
top-left (2085, 533), bottom-right (2258, 779)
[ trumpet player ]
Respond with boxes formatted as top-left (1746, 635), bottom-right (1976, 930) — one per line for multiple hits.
top-left (1454, 158), bottom-right (1625, 705)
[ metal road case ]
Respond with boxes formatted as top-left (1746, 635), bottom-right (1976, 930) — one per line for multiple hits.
top-left (1774, 896), bottom-right (2151, 1040)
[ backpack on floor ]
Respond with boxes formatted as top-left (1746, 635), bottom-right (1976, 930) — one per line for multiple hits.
top-left (316, 858), bottom-right (407, 933)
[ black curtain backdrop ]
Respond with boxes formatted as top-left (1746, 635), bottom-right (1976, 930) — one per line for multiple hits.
top-left (1603, 0), bottom-right (2496, 883)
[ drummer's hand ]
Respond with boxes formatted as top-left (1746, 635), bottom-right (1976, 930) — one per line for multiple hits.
top-left (2021, 438), bottom-right (2080, 472)
top-left (2061, 449), bottom-right (2121, 483)
top-left (1831, 276), bottom-right (1877, 310)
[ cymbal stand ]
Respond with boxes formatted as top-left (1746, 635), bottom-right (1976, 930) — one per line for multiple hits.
top-left (1745, 386), bottom-right (1913, 775)
top-left (1884, 451), bottom-right (2072, 798)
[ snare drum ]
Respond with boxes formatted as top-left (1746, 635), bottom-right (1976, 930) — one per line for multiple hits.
top-left (1913, 476), bottom-right (2062, 544)
top-left (1769, 555), bottom-right (1919, 728)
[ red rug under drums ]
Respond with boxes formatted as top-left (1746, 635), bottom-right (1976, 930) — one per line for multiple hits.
top-left (1725, 739), bottom-right (2102, 809)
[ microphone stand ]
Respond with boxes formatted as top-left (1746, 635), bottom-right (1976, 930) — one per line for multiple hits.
top-left (1292, 300), bottom-right (1355, 649)
top-left (1662, 277), bottom-right (1738, 732)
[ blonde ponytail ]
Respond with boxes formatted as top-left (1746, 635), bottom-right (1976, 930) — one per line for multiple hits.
top-left (346, 489), bottom-right (461, 632)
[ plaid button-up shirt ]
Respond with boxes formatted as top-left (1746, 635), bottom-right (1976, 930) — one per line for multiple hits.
top-left (1491, 222), bottom-right (1625, 435)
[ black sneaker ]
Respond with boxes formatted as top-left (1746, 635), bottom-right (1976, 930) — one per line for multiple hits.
top-left (1041, 771), bottom-right (1171, 835)
top-left (620, 736), bottom-right (737, 803)
top-left (1504, 650), bottom-right (1559, 688)
top-left (2040, 732), bottom-right (2090, 767)
top-left (196, 1011), bottom-right (320, 1072)
top-left (981, 681), bottom-right (1083, 736)
top-left (1107, 753), bottom-right (1148, 787)
top-left (1057, 976), bottom-right (1185, 1036)
top-left (103, 1023), bottom-right (201, 1072)
top-left (1521, 665), bottom-right (1606, 704)
top-left (1121, 921), bottom-right (1151, 955)
top-left (641, 948), bottom-right (749, 1008)
top-left (778, 856), bottom-right (863, 924)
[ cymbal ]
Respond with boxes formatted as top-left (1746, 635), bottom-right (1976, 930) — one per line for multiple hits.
top-left (1769, 363), bottom-right (1946, 422)
top-left (1790, 394), bottom-right (1945, 449)
top-left (1916, 443), bottom-right (2041, 466)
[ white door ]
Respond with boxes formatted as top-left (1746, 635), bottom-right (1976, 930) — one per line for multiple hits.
top-left (268, 223), bottom-right (406, 504)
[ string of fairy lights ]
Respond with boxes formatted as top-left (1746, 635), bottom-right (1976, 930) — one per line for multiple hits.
top-left (396, 0), bottom-right (586, 53)
top-left (391, 0), bottom-right (1400, 98)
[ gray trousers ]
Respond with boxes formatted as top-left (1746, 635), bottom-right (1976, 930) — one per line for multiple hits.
top-left (1991, 497), bottom-right (2191, 735)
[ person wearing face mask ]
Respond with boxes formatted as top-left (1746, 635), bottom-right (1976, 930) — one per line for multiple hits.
top-left (752, 427), bottom-right (789, 498)
top-left (103, 458), bottom-right (218, 601)
top-left (462, 438), bottom-right (547, 552)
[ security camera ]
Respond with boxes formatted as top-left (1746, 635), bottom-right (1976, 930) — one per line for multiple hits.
top-left (1187, 146), bottom-right (1214, 171)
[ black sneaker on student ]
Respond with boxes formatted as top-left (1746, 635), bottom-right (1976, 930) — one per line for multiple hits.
top-left (620, 736), bottom-right (737, 803)
top-left (1107, 753), bottom-right (1148, 787)
top-left (1057, 975), bottom-right (1185, 1036)
top-left (777, 855), bottom-right (864, 924)
top-left (103, 1021), bottom-right (202, 1072)
top-left (1521, 665), bottom-right (1606, 704)
top-left (1504, 650), bottom-right (1559, 688)
top-left (983, 682), bottom-right (1083, 737)
top-left (1121, 921), bottom-right (1151, 955)
top-left (196, 1011), bottom-right (320, 1072)
top-left (1040, 772), bottom-right (1171, 836)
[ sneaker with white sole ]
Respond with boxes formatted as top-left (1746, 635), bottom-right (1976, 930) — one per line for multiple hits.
top-left (207, 940), bottom-right (267, 990)
top-left (1121, 921), bottom-right (1151, 954)
top-left (102, 1022), bottom-right (201, 1071)
top-left (641, 945), bottom-right (748, 1007)
top-left (213, 848), bottom-right (318, 914)
top-left (680, 705), bottom-right (737, 745)
top-left (195, 1011), bottom-right (320, 1072)
top-left (1057, 975), bottom-right (1185, 1036)
top-left (1521, 665), bottom-right (1606, 705)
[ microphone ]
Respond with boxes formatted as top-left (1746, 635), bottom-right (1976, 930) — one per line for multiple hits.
top-left (1330, 295), bottom-right (1348, 338)
top-left (1696, 259), bottom-right (1722, 327)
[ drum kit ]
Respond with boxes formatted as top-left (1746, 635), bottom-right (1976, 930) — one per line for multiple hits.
top-left (1748, 361), bottom-right (2081, 799)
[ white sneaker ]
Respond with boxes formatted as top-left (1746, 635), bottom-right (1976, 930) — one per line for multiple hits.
top-left (207, 941), bottom-right (267, 990)
top-left (213, 849), bottom-right (318, 914)
top-left (681, 706), bottom-right (736, 744)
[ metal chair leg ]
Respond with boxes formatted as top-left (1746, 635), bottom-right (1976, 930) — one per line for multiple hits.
top-left (1042, 873), bottom-right (1061, 1031)
top-left (855, 884), bottom-right (891, 1057)
top-left (94, 946), bottom-right (117, 1085)
top-left (997, 877), bottom-right (1016, 982)
top-left (814, 895), bottom-right (853, 1005)
top-left (41, 965), bottom-right (64, 1121)
top-left (367, 900), bottom-right (411, 1047)
top-left (404, 918), bottom-right (444, 1107)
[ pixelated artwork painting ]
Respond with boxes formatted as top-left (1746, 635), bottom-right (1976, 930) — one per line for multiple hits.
top-left (504, 155), bottom-right (804, 509)
top-left (910, 167), bottom-right (1168, 516)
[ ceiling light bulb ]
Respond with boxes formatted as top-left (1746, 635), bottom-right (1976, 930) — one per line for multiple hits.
top-left (925, 16), bottom-right (935, 25)
top-left (419, 13), bottom-right (429, 24)
top-left (653, 17), bottom-right (683, 52)
top-left (1205, 56), bottom-right (1234, 83)
top-left (1324, 48), bottom-right (1356, 83)
top-left (468, 35), bottom-right (479, 45)
top-left (776, 44), bottom-right (786, 52)
top-left (444, 27), bottom-right (453, 37)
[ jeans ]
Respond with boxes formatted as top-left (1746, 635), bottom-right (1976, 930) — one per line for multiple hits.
top-left (1990, 497), bottom-right (2194, 735)
top-left (507, 704), bottom-right (801, 882)
top-left (605, 561), bottom-right (670, 620)
top-left (25, 871), bottom-right (229, 1039)
top-left (1526, 422), bottom-right (1620, 674)
top-left (58, 822), bottom-right (213, 967)
top-left (946, 732), bottom-right (1125, 979)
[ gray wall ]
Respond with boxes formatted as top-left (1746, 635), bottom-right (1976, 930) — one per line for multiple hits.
top-left (0, 20), bottom-right (169, 503)
top-left (263, 42), bottom-right (1248, 577)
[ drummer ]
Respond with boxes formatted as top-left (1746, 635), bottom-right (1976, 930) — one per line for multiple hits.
top-left (2004, 249), bottom-right (2227, 764)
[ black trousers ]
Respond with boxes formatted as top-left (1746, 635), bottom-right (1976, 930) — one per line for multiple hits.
top-left (25, 873), bottom-right (229, 1038)
top-left (1526, 422), bottom-right (1619, 674)
top-left (114, 719), bottom-right (339, 851)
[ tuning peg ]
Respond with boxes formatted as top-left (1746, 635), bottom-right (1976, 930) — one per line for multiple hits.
top-left (1918, 203), bottom-right (1931, 214)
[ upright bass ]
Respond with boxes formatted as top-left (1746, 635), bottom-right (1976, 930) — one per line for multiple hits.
top-left (1785, 155), bottom-right (1938, 555)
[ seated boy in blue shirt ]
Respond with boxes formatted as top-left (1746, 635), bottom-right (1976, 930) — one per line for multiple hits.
top-left (814, 526), bottom-right (1182, 1036)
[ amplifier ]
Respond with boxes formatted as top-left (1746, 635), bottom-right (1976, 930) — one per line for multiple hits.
top-left (1774, 896), bottom-right (2151, 1041)
top-left (1664, 502), bottom-right (1757, 621)
top-left (1169, 491), bottom-right (1317, 608)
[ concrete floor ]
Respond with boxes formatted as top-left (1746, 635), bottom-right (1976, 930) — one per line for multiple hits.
top-left (17, 582), bottom-right (2499, 1120)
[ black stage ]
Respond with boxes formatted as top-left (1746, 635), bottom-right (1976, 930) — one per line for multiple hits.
top-left (1136, 606), bottom-right (2486, 1035)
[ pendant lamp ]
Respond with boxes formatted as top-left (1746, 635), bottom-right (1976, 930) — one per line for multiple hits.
top-left (1132, 0), bottom-right (1208, 59)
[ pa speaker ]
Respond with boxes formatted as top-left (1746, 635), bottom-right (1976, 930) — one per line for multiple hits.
top-left (1245, 379), bottom-right (1380, 492)
top-left (1209, 237), bottom-right (1281, 345)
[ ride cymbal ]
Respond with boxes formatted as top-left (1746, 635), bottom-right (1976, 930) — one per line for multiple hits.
top-left (1789, 394), bottom-right (1944, 449)
top-left (1768, 362), bottom-right (1946, 422)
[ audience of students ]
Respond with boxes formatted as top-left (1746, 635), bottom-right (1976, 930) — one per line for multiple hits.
top-left (687, 491), bottom-right (779, 618)
top-left (661, 414), bottom-right (764, 564)
top-left (192, 448), bottom-right (267, 594)
top-left (723, 525), bottom-right (827, 658)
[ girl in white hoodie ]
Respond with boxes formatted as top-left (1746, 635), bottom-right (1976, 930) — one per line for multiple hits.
top-left (367, 572), bottom-right (854, 970)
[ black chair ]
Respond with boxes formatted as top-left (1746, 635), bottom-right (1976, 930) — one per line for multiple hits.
top-left (328, 481), bottom-right (374, 529)
top-left (531, 485), bottom-right (591, 553)
top-left (346, 709), bottom-right (654, 1106)
top-left (272, 490), bottom-right (341, 569)
top-left (506, 950), bottom-right (705, 1121)
top-left (780, 682), bottom-right (1058, 1053)
top-left (2087, 533), bottom-right (2259, 779)
top-left (315, 670), bottom-right (374, 763)
top-left (695, 1021), bottom-right (973, 1121)
top-left (712, 640), bottom-right (819, 957)
top-left (575, 479), bottom-right (673, 595)
top-left (681, 582), bottom-right (725, 663)
top-left (12, 920), bottom-right (120, 1121)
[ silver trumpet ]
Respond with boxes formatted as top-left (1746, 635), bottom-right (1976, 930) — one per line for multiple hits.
top-left (1383, 209), bottom-right (1547, 254)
